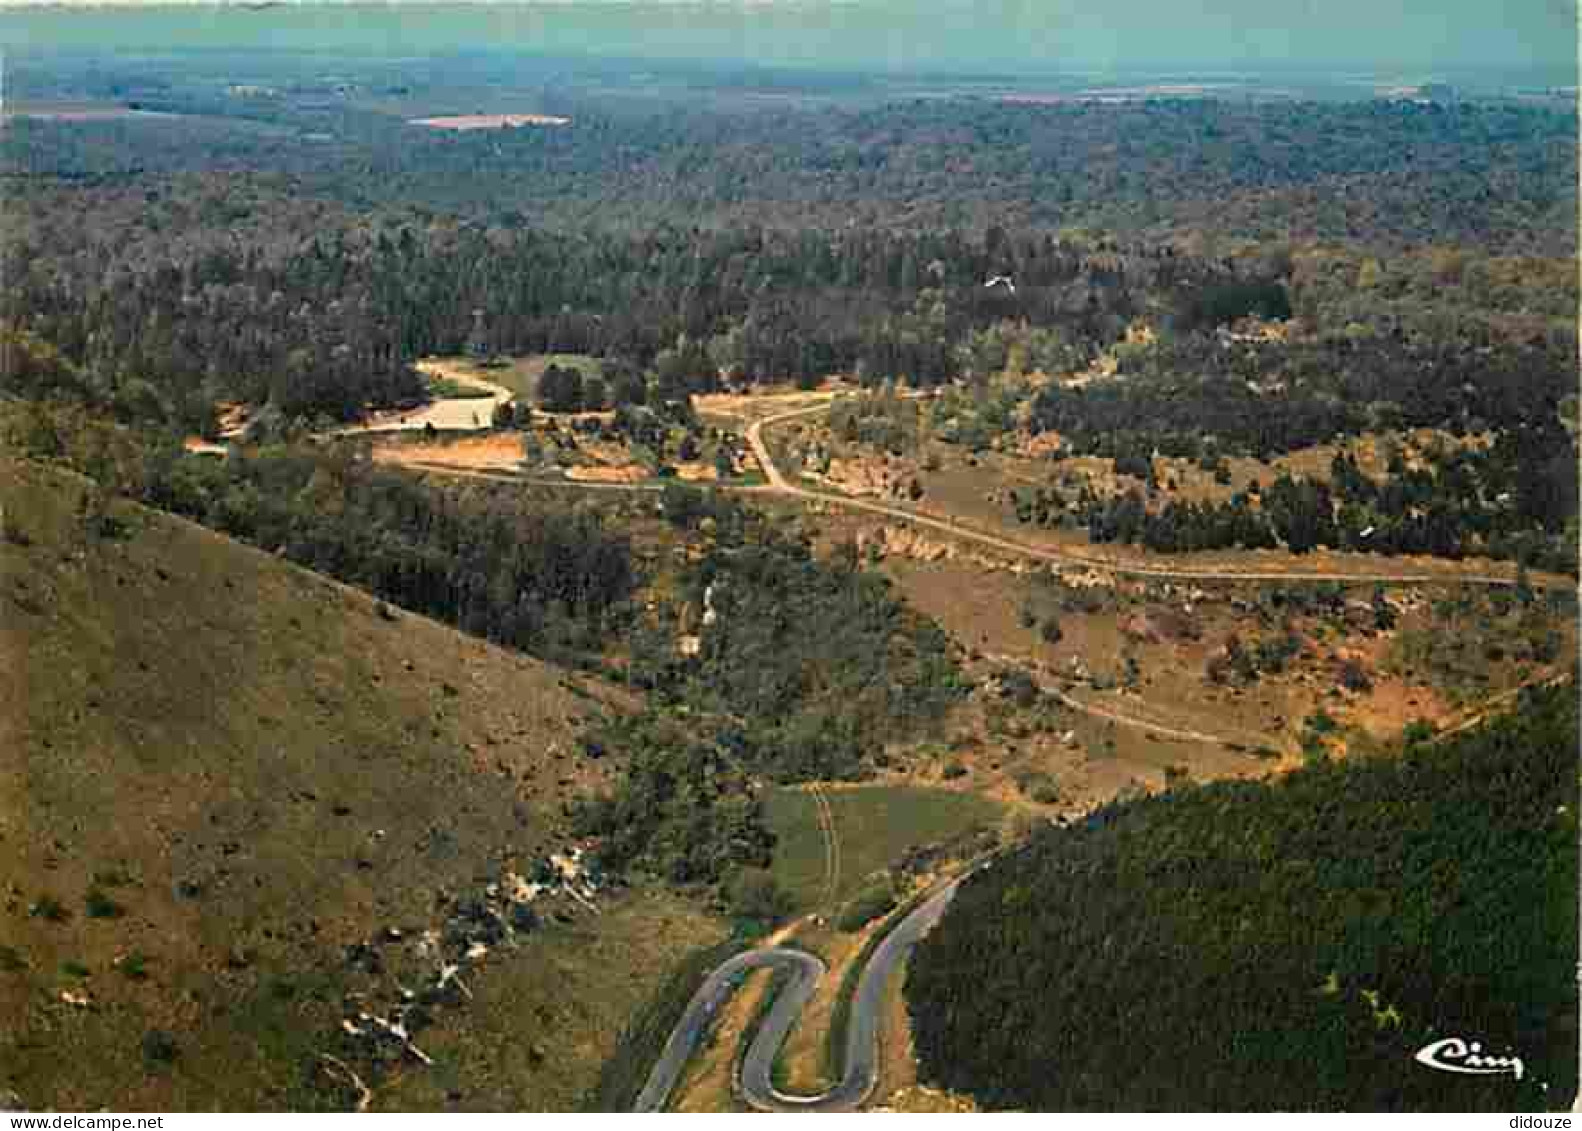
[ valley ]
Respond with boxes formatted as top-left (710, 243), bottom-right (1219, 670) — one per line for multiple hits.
top-left (1, 26), bottom-right (1576, 1114)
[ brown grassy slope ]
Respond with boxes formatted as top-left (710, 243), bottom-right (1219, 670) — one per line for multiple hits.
top-left (0, 456), bottom-right (718, 1110)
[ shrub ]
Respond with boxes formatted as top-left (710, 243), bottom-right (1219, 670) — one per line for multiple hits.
top-left (1303, 710), bottom-right (1338, 735)
top-left (997, 667), bottom-right (1039, 708)
top-left (727, 868), bottom-right (793, 925)
top-left (29, 894), bottom-right (68, 922)
top-left (1016, 771), bottom-right (1062, 805)
top-left (142, 1030), bottom-right (180, 1066)
top-left (1403, 718), bottom-right (1438, 744)
top-left (1338, 658), bottom-right (1373, 693)
top-left (1, 513), bottom-right (31, 546)
top-left (836, 880), bottom-right (898, 933)
top-left (85, 889), bottom-right (124, 919)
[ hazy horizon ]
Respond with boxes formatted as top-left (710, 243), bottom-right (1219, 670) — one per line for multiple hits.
top-left (0, 0), bottom-right (1575, 85)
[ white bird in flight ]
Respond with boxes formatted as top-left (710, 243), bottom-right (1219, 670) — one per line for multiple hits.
top-left (984, 275), bottom-right (1016, 294)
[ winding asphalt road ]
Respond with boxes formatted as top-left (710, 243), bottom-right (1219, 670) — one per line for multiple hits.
top-left (633, 876), bottom-right (966, 1112)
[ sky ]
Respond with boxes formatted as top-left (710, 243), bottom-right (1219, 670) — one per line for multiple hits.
top-left (0, 0), bottom-right (1575, 80)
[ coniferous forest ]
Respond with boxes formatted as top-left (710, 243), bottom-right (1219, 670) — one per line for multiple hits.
top-left (906, 679), bottom-right (1580, 1111)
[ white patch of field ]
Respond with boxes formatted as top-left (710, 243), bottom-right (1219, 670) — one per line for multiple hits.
top-left (407, 113), bottom-right (570, 129)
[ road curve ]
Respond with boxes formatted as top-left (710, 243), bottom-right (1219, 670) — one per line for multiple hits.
top-left (633, 877), bottom-right (964, 1112)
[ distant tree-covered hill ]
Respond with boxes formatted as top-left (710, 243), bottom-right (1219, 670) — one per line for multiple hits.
top-left (8, 92), bottom-right (1575, 253)
top-left (906, 680), bottom-right (1579, 1111)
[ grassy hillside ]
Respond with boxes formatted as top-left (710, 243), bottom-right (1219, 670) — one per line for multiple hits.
top-left (0, 456), bottom-right (721, 1110)
top-left (906, 680), bottom-right (1579, 1111)
top-left (765, 785), bottom-right (1005, 915)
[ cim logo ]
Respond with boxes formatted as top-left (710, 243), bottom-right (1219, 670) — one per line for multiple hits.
top-left (1414, 1036), bottom-right (1524, 1081)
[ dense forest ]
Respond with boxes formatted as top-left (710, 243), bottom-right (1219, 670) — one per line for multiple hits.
top-left (4, 88), bottom-right (1576, 429)
top-left (3, 182), bottom-right (1226, 420)
top-left (1026, 322), bottom-right (1575, 461)
top-left (906, 680), bottom-right (1580, 1111)
top-left (8, 87), bottom-right (1575, 252)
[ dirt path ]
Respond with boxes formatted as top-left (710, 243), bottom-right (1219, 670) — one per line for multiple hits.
top-left (402, 399), bottom-right (1551, 591)
top-left (316, 386), bottom-right (1549, 594)
top-left (808, 784), bottom-right (841, 915)
top-left (1426, 669), bottom-right (1570, 745)
top-left (744, 400), bottom-right (1554, 590)
top-left (373, 398), bottom-right (1563, 768)
top-left (1053, 687), bottom-right (1249, 747)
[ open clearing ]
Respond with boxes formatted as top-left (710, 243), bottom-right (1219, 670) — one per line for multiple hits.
top-left (408, 114), bottom-right (571, 129)
top-left (330, 359), bottom-right (513, 436)
top-left (429, 355), bottom-right (604, 404)
top-left (765, 785), bottom-right (1005, 916)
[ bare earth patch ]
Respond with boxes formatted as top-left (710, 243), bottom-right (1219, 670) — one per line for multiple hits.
top-left (566, 465), bottom-right (647, 484)
top-left (408, 113), bottom-right (570, 129)
top-left (4, 105), bottom-right (179, 122)
top-left (694, 386), bottom-right (843, 425)
top-left (369, 432), bottom-right (525, 472)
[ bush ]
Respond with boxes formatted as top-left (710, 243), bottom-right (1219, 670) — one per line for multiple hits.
top-left (997, 667), bottom-right (1039, 708)
top-left (1015, 771), bottom-right (1062, 805)
top-left (85, 889), bottom-right (124, 919)
top-left (142, 1030), bottom-right (180, 1066)
top-left (1403, 718), bottom-right (1438, 745)
top-left (29, 894), bottom-right (68, 922)
top-left (836, 879), bottom-right (898, 933)
top-left (727, 868), bottom-right (793, 924)
top-left (1303, 710), bottom-right (1339, 735)
top-left (1338, 658), bottom-right (1373, 693)
top-left (1, 513), bottom-right (31, 546)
